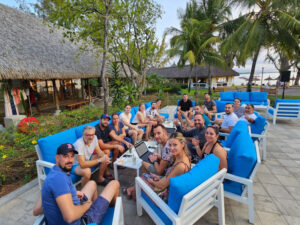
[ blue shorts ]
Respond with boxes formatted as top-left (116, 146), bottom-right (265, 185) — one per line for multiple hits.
top-left (71, 163), bottom-right (79, 174)
top-left (82, 196), bottom-right (109, 224)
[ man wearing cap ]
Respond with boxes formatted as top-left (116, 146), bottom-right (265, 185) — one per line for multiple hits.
top-left (95, 114), bottom-right (124, 163)
top-left (33, 143), bottom-right (120, 225)
top-left (73, 125), bottom-right (112, 187)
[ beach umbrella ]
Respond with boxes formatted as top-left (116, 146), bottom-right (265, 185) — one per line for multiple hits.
top-left (290, 76), bottom-right (296, 80)
top-left (264, 75), bottom-right (273, 81)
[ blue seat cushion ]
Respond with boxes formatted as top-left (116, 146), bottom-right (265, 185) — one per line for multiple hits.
top-left (75, 120), bottom-right (99, 138)
top-left (160, 112), bottom-right (169, 119)
top-left (168, 154), bottom-right (220, 214)
top-left (234, 92), bottom-right (250, 102)
top-left (38, 128), bottom-right (78, 174)
top-left (130, 106), bottom-right (139, 123)
top-left (100, 207), bottom-right (115, 225)
top-left (220, 92), bottom-right (235, 101)
top-left (223, 121), bottom-right (248, 148)
top-left (145, 102), bottom-right (152, 109)
top-left (225, 131), bottom-right (257, 195)
top-left (268, 108), bottom-right (274, 115)
top-left (215, 100), bottom-right (227, 113)
top-left (250, 92), bottom-right (267, 103)
top-left (251, 114), bottom-right (266, 135)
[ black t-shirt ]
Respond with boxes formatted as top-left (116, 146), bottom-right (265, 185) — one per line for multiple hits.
top-left (95, 124), bottom-right (111, 143)
top-left (178, 99), bottom-right (193, 111)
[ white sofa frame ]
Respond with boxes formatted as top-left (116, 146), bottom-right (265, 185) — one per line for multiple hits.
top-left (267, 102), bottom-right (300, 125)
top-left (135, 168), bottom-right (227, 225)
top-left (35, 145), bottom-right (99, 189)
top-left (33, 197), bottom-right (124, 225)
top-left (224, 141), bottom-right (261, 224)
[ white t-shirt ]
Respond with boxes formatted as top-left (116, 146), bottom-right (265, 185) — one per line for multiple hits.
top-left (146, 108), bottom-right (158, 119)
top-left (119, 112), bottom-right (131, 130)
top-left (74, 136), bottom-right (98, 163)
top-left (239, 113), bottom-right (257, 125)
top-left (221, 112), bottom-right (239, 129)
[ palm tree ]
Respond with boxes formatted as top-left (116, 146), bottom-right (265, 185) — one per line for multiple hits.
top-left (167, 0), bottom-right (230, 95)
top-left (221, 0), bottom-right (300, 92)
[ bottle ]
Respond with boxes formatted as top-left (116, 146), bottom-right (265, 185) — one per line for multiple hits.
top-left (132, 154), bottom-right (136, 165)
top-left (129, 147), bottom-right (132, 154)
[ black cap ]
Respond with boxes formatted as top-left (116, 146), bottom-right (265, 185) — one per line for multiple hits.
top-left (100, 113), bottom-right (110, 120)
top-left (57, 143), bottom-right (78, 155)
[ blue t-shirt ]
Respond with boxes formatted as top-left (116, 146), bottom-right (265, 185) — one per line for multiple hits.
top-left (202, 113), bottom-right (211, 127)
top-left (42, 166), bottom-right (81, 225)
top-left (108, 122), bottom-right (124, 136)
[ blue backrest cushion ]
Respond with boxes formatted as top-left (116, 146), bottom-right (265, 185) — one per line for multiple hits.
top-left (234, 92), bottom-right (250, 102)
top-left (118, 110), bottom-right (124, 116)
top-left (225, 131), bottom-right (257, 195)
top-left (75, 120), bottom-right (99, 138)
top-left (220, 92), bottom-right (235, 101)
top-left (251, 115), bottom-right (266, 135)
top-left (144, 102), bottom-right (152, 109)
top-left (38, 128), bottom-right (78, 173)
top-left (168, 154), bottom-right (220, 214)
top-left (215, 100), bottom-right (227, 113)
top-left (250, 92), bottom-right (267, 103)
top-left (224, 121), bottom-right (248, 148)
top-left (130, 106), bottom-right (139, 123)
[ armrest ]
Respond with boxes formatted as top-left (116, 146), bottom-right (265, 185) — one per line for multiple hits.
top-left (219, 132), bottom-right (229, 137)
top-left (215, 112), bottom-right (225, 119)
top-left (112, 197), bottom-right (124, 225)
top-left (36, 160), bottom-right (55, 169)
top-left (135, 177), bottom-right (178, 221)
top-left (225, 173), bottom-right (252, 186)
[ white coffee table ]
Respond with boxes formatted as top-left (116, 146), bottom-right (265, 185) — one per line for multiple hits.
top-left (113, 148), bottom-right (142, 181)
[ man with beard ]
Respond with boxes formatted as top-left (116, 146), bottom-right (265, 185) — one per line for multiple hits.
top-left (203, 93), bottom-right (217, 120)
top-left (185, 104), bottom-right (211, 128)
top-left (95, 114), bottom-right (125, 163)
top-left (73, 126), bottom-right (112, 187)
top-left (32, 143), bottom-right (120, 225)
top-left (214, 103), bottom-right (238, 133)
top-left (174, 113), bottom-right (206, 162)
top-left (146, 101), bottom-right (164, 124)
top-left (142, 124), bottom-right (173, 175)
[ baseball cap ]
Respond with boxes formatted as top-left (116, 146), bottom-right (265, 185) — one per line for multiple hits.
top-left (57, 143), bottom-right (78, 155)
top-left (100, 113), bottom-right (110, 120)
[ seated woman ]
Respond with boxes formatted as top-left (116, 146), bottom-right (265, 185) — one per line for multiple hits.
top-left (194, 126), bottom-right (227, 170)
top-left (119, 104), bottom-right (144, 144)
top-left (233, 98), bottom-right (245, 118)
top-left (125, 132), bottom-right (191, 201)
top-left (132, 103), bottom-right (156, 140)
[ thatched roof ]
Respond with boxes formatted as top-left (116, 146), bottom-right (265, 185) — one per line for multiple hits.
top-left (147, 64), bottom-right (239, 79)
top-left (0, 4), bottom-right (136, 80)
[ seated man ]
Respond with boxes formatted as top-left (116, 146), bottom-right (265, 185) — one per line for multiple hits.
top-left (146, 101), bottom-right (164, 124)
top-left (142, 124), bottom-right (173, 175)
top-left (203, 93), bottom-right (217, 119)
top-left (119, 104), bottom-right (144, 144)
top-left (213, 103), bottom-right (238, 133)
top-left (177, 94), bottom-right (193, 127)
top-left (239, 104), bottom-right (257, 125)
top-left (33, 143), bottom-right (120, 225)
top-left (108, 113), bottom-right (132, 156)
top-left (186, 104), bottom-right (211, 128)
top-left (155, 99), bottom-right (167, 120)
top-left (174, 113), bottom-right (206, 161)
top-left (73, 125), bottom-right (112, 186)
top-left (95, 114), bottom-right (125, 163)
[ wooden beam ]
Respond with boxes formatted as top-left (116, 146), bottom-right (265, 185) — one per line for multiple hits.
top-left (52, 79), bottom-right (60, 111)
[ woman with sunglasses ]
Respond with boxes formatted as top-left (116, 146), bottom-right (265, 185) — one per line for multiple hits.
top-left (194, 126), bottom-right (227, 170)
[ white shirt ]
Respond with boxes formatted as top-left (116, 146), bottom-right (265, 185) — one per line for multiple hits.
top-left (119, 112), bottom-right (131, 130)
top-left (239, 113), bottom-right (257, 125)
top-left (221, 112), bottom-right (239, 129)
top-left (74, 136), bottom-right (98, 163)
top-left (146, 107), bottom-right (158, 119)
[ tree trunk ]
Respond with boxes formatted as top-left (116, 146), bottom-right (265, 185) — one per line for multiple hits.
top-left (100, 1), bottom-right (111, 114)
top-left (208, 64), bottom-right (212, 95)
top-left (247, 47), bottom-right (261, 92)
top-left (194, 67), bottom-right (198, 97)
top-left (295, 66), bottom-right (300, 86)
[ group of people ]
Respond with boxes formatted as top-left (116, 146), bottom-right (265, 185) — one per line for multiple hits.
top-left (32, 93), bottom-right (256, 225)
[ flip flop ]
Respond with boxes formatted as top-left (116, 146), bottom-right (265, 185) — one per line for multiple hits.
top-left (96, 179), bottom-right (110, 186)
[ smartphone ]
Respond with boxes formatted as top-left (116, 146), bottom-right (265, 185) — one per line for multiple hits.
top-left (123, 154), bottom-right (132, 158)
top-left (143, 173), bottom-right (152, 179)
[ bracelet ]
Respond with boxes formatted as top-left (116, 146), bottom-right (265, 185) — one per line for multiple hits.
top-left (97, 158), bottom-right (101, 163)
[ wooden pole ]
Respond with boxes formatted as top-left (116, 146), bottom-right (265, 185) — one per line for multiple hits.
top-left (52, 79), bottom-right (60, 111)
top-left (88, 79), bottom-right (92, 103)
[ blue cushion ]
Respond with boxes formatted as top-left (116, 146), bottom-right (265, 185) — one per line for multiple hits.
top-left (130, 106), bottom-right (139, 123)
top-left (223, 121), bottom-right (248, 148)
top-left (74, 120), bottom-right (99, 138)
top-left (100, 207), bottom-right (114, 225)
top-left (251, 115), bottom-right (266, 135)
top-left (38, 128), bottom-right (78, 174)
top-left (220, 92), bottom-right (235, 101)
top-left (215, 100), bottom-right (227, 113)
top-left (234, 92), bottom-right (250, 102)
top-left (225, 131), bottom-right (257, 195)
top-left (160, 112), bottom-right (169, 119)
top-left (118, 110), bottom-right (124, 116)
top-left (168, 154), bottom-right (220, 214)
top-left (268, 108), bottom-right (274, 115)
top-left (145, 102), bottom-right (152, 109)
top-left (250, 92), bottom-right (267, 103)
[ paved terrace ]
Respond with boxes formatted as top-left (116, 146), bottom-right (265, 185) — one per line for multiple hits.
top-left (0, 107), bottom-right (300, 225)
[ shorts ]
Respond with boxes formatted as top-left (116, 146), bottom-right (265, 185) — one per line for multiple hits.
top-left (147, 164), bottom-right (157, 174)
top-left (71, 163), bottom-right (79, 174)
top-left (81, 195), bottom-right (109, 224)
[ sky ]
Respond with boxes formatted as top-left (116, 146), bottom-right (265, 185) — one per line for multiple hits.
top-left (0, 0), bottom-right (283, 74)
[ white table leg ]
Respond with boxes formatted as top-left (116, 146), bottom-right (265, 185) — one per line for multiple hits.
top-left (114, 162), bottom-right (118, 181)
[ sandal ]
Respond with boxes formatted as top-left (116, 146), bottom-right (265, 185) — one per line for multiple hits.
top-left (122, 187), bottom-right (132, 199)
top-left (96, 179), bottom-right (110, 186)
top-left (105, 173), bottom-right (115, 180)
